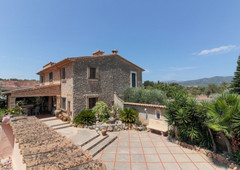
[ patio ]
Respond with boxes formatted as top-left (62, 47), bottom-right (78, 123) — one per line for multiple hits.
top-left (95, 131), bottom-right (230, 170)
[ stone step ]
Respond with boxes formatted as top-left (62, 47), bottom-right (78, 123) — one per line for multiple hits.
top-left (81, 134), bottom-right (100, 147)
top-left (52, 124), bottom-right (72, 130)
top-left (91, 134), bottom-right (118, 157)
top-left (82, 135), bottom-right (108, 151)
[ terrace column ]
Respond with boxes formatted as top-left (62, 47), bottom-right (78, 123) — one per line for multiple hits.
top-left (9, 96), bottom-right (16, 109)
top-left (48, 96), bottom-right (52, 112)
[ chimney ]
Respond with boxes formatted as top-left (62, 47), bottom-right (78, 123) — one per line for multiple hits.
top-left (112, 49), bottom-right (118, 54)
top-left (92, 50), bottom-right (104, 56)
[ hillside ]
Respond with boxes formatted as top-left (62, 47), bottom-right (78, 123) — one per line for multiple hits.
top-left (178, 76), bottom-right (233, 87)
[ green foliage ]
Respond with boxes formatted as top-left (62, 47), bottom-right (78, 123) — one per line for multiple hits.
top-left (232, 108), bottom-right (240, 134)
top-left (143, 81), bottom-right (187, 98)
top-left (7, 102), bottom-right (22, 115)
top-left (73, 110), bottom-right (96, 125)
top-left (231, 56), bottom-right (240, 94)
top-left (120, 107), bottom-right (138, 124)
top-left (206, 93), bottom-right (240, 137)
top-left (0, 108), bottom-right (6, 123)
top-left (123, 87), bottom-right (167, 105)
top-left (234, 150), bottom-right (240, 165)
top-left (135, 119), bottom-right (142, 126)
top-left (92, 101), bottom-right (110, 121)
top-left (166, 93), bottom-right (212, 148)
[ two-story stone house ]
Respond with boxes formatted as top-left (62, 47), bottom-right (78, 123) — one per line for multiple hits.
top-left (4, 50), bottom-right (144, 119)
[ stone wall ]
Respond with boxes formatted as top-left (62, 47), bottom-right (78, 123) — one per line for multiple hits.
top-left (60, 63), bottom-right (74, 116)
top-left (41, 68), bottom-right (60, 86)
top-left (124, 102), bottom-right (166, 121)
top-left (72, 55), bottom-right (143, 118)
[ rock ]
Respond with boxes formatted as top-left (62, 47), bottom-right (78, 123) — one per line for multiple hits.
top-left (229, 163), bottom-right (235, 169)
top-left (216, 154), bottom-right (225, 163)
top-left (116, 120), bottom-right (122, 125)
top-left (207, 152), bottom-right (213, 158)
top-left (199, 148), bottom-right (207, 155)
top-left (108, 126), bottom-right (113, 132)
top-left (137, 127), bottom-right (143, 131)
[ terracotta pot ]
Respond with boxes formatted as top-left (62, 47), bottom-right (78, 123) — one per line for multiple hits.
top-left (101, 129), bottom-right (107, 136)
top-left (63, 117), bottom-right (67, 121)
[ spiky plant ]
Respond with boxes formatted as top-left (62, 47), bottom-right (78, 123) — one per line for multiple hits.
top-left (206, 93), bottom-right (240, 156)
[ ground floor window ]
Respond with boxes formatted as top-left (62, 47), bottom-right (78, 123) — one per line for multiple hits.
top-left (61, 97), bottom-right (66, 110)
top-left (89, 97), bottom-right (97, 109)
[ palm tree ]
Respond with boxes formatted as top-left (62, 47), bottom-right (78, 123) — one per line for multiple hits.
top-left (206, 93), bottom-right (240, 156)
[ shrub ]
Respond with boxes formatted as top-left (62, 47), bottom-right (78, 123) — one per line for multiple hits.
top-left (123, 88), bottom-right (167, 105)
top-left (135, 119), bottom-right (142, 126)
top-left (120, 107), bottom-right (138, 124)
top-left (92, 101), bottom-right (110, 121)
top-left (234, 150), bottom-right (240, 165)
top-left (73, 110), bottom-right (96, 125)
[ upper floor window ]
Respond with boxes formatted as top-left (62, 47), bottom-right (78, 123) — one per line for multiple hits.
top-left (131, 71), bottom-right (137, 88)
top-left (90, 67), bottom-right (96, 79)
top-left (40, 76), bottom-right (44, 84)
top-left (49, 72), bottom-right (53, 82)
top-left (61, 67), bottom-right (66, 79)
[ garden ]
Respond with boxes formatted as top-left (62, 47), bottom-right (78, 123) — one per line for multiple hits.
top-left (55, 101), bottom-right (146, 136)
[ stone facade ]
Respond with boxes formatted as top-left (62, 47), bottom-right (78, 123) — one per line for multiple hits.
top-left (4, 52), bottom-right (144, 119)
top-left (72, 55), bottom-right (143, 118)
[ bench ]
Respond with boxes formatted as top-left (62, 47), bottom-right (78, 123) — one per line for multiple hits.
top-left (147, 118), bottom-right (168, 136)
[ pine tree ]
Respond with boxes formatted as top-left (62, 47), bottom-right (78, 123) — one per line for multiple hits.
top-left (231, 56), bottom-right (240, 94)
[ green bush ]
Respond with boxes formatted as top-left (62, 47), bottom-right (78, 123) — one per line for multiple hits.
top-left (92, 101), bottom-right (110, 121)
top-left (73, 110), bottom-right (96, 125)
top-left (234, 150), bottom-right (240, 165)
top-left (135, 119), bottom-right (142, 126)
top-left (123, 87), bottom-right (167, 105)
top-left (120, 107), bottom-right (138, 124)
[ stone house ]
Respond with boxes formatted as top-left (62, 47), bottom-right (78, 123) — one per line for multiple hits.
top-left (3, 50), bottom-right (144, 119)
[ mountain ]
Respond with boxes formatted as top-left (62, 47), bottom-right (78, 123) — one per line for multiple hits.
top-left (177, 76), bottom-right (233, 87)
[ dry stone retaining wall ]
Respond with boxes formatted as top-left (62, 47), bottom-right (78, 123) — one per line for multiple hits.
top-left (10, 116), bottom-right (106, 170)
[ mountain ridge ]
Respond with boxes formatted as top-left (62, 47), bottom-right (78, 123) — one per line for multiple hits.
top-left (175, 76), bottom-right (233, 87)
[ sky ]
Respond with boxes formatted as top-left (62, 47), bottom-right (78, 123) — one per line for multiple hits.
top-left (0, 0), bottom-right (240, 82)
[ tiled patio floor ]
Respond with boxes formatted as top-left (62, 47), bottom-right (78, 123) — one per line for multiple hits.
top-left (95, 131), bottom-right (230, 170)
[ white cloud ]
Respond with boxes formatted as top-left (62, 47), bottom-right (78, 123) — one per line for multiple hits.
top-left (196, 45), bottom-right (237, 56)
top-left (143, 69), bottom-right (151, 73)
top-left (169, 66), bottom-right (196, 71)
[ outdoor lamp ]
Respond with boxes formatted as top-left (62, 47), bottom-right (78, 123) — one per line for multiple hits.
top-left (144, 108), bottom-right (148, 120)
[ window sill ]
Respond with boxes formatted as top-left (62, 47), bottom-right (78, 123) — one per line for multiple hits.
top-left (88, 79), bottom-right (98, 82)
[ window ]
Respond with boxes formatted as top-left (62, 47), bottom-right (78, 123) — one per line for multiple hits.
top-left (49, 72), bottom-right (53, 82)
top-left (131, 72), bottom-right (137, 87)
top-left (90, 67), bottom-right (96, 79)
top-left (61, 97), bottom-right (66, 110)
top-left (61, 67), bottom-right (65, 79)
top-left (89, 98), bottom-right (97, 109)
top-left (40, 76), bottom-right (44, 84)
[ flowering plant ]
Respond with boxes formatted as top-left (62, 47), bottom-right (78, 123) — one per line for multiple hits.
top-left (2, 116), bottom-right (10, 123)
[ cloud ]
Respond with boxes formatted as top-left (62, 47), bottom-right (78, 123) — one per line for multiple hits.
top-left (196, 45), bottom-right (237, 56)
top-left (143, 69), bottom-right (151, 73)
top-left (169, 66), bottom-right (196, 71)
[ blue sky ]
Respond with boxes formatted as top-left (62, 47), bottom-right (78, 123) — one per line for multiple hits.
top-left (0, 0), bottom-right (240, 82)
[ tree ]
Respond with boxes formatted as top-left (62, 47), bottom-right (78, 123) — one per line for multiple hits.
top-left (205, 84), bottom-right (220, 97)
top-left (231, 56), bottom-right (240, 94)
top-left (143, 80), bottom-right (154, 88)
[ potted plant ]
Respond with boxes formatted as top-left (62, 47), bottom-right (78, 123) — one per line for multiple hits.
top-left (101, 129), bottom-right (107, 136)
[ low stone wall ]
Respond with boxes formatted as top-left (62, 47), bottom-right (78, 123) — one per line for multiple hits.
top-left (10, 116), bottom-right (106, 170)
top-left (123, 102), bottom-right (166, 121)
top-left (171, 139), bottom-right (240, 170)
